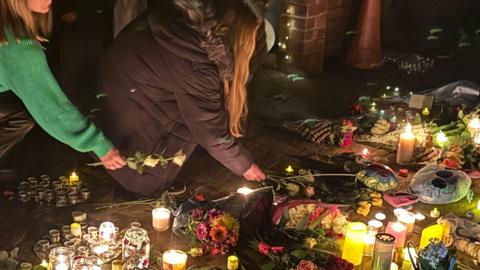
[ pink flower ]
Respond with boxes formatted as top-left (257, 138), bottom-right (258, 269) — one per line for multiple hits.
top-left (309, 207), bottom-right (324, 223)
top-left (305, 186), bottom-right (315, 198)
top-left (270, 246), bottom-right (284, 254)
top-left (258, 241), bottom-right (270, 255)
top-left (295, 260), bottom-right (318, 270)
top-left (195, 194), bottom-right (206, 201)
top-left (196, 222), bottom-right (208, 241)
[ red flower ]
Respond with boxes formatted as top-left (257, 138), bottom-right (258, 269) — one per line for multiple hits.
top-left (258, 241), bottom-right (270, 255)
top-left (195, 194), bottom-right (206, 201)
top-left (211, 248), bottom-right (221, 256)
top-left (270, 246), bottom-right (284, 254)
top-left (210, 225), bottom-right (228, 243)
top-left (295, 260), bottom-right (318, 270)
top-left (442, 158), bottom-right (458, 169)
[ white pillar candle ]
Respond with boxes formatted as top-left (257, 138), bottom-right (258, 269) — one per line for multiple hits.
top-left (396, 123), bottom-right (415, 165)
top-left (162, 250), bottom-right (187, 270)
top-left (152, 208), bottom-right (171, 232)
top-left (99, 222), bottom-right (115, 242)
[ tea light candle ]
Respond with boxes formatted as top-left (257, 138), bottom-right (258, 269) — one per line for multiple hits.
top-left (368, 219), bottom-right (383, 230)
top-left (162, 250), bottom-right (187, 270)
top-left (422, 107), bottom-right (430, 116)
top-left (396, 123), bottom-right (415, 165)
top-left (375, 213), bottom-right (386, 221)
top-left (152, 208), bottom-right (171, 232)
top-left (415, 213), bottom-right (426, 221)
top-left (430, 208), bottom-right (440, 218)
top-left (342, 222), bottom-right (367, 266)
top-left (69, 172), bottom-right (79, 187)
top-left (237, 187), bottom-right (254, 195)
top-left (285, 165), bottom-right (294, 174)
top-left (99, 222), bottom-right (115, 242)
top-left (394, 209), bottom-right (416, 233)
top-left (386, 222), bottom-right (407, 248)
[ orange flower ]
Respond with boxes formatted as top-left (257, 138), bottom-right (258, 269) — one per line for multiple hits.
top-left (210, 224), bottom-right (228, 243)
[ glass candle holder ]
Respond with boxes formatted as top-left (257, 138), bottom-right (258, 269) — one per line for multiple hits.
top-left (49, 229), bottom-right (61, 243)
top-left (372, 233), bottom-right (395, 270)
top-left (122, 228), bottom-right (150, 270)
top-left (87, 227), bottom-right (98, 240)
top-left (130, 222), bottom-right (142, 229)
top-left (394, 209), bottom-right (416, 234)
top-left (99, 222), bottom-right (115, 242)
top-left (162, 250), bottom-right (187, 270)
top-left (152, 208), bottom-right (170, 231)
top-left (342, 222), bottom-right (367, 266)
top-left (48, 247), bottom-right (74, 270)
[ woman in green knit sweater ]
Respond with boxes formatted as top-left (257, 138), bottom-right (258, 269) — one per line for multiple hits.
top-left (0, 0), bottom-right (125, 170)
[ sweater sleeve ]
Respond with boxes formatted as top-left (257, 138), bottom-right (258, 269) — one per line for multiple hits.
top-left (174, 67), bottom-right (253, 176)
top-left (5, 39), bottom-right (113, 157)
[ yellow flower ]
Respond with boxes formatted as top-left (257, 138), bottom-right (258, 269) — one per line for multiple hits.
top-left (189, 247), bottom-right (203, 257)
top-left (172, 150), bottom-right (186, 166)
top-left (143, 155), bottom-right (160, 167)
top-left (213, 213), bottom-right (240, 233)
top-left (304, 237), bottom-right (318, 249)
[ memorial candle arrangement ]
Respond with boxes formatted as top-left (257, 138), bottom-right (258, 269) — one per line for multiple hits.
top-left (152, 208), bottom-right (171, 232)
top-left (396, 123), bottom-right (415, 165)
top-left (162, 250), bottom-right (187, 270)
top-left (342, 222), bottom-right (367, 266)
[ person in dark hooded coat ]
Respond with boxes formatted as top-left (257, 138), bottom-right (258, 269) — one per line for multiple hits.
top-left (99, 0), bottom-right (268, 195)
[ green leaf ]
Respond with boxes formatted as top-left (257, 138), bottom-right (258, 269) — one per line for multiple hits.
top-left (291, 249), bottom-right (307, 259)
top-left (278, 208), bottom-right (290, 228)
top-left (137, 165), bottom-right (144, 174)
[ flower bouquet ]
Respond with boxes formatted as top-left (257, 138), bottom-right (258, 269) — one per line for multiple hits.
top-left (407, 240), bottom-right (457, 270)
top-left (184, 207), bottom-right (240, 256)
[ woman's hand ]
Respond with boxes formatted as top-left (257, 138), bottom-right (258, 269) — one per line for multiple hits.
top-left (243, 163), bottom-right (266, 181)
top-left (100, 148), bottom-right (126, 170)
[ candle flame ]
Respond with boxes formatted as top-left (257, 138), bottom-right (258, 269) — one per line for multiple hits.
top-left (285, 165), bottom-right (294, 174)
top-left (470, 118), bottom-right (480, 129)
top-left (41, 260), bottom-right (48, 267)
top-left (405, 123), bottom-right (412, 134)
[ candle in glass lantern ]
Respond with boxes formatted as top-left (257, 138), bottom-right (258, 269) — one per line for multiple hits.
top-left (152, 208), bottom-right (171, 232)
top-left (394, 209), bottom-right (416, 233)
top-left (162, 250), bottom-right (187, 270)
top-left (342, 222), bottom-right (367, 266)
top-left (69, 172), bottom-right (79, 187)
top-left (420, 224), bottom-right (443, 249)
top-left (371, 233), bottom-right (395, 270)
top-left (386, 222), bottom-right (407, 248)
top-left (99, 222), bottom-right (115, 242)
top-left (396, 123), bottom-right (415, 165)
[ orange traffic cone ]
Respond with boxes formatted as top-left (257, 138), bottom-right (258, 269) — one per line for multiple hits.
top-left (346, 0), bottom-right (382, 69)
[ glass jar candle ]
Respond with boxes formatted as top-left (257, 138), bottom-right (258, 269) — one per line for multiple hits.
top-left (122, 228), bottom-right (150, 270)
top-left (342, 222), bottom-right (367, 266)
top-left (162, 250), bottom-right (187, 270)
top-left (152, 208), bottom-right (170, 231)
top-left (372, 233), bottom-right (395, 270)
top-left (99, 222), bottom-right (115, 242)
top-left (48, 247), bottom-right (74, 270)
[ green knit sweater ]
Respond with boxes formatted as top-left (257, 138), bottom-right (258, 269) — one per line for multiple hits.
top-left (0, 30), bottom-right (112, 157)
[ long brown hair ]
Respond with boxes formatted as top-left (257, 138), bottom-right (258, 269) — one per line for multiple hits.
top-left (222, 5), bottom-right (259, 137)
top-left (0, 0), bottom-right (52, 44)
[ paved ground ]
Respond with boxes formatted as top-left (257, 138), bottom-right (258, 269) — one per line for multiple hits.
top-left (1, 47), bottom-right (480, 269)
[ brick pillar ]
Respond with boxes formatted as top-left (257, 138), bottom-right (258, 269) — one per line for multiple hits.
top-left (325, 0), bottom-right (352, 58)
top-left (277, 0), bottom-right (328, 75)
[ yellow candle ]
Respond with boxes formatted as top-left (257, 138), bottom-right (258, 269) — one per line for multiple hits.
top-left (342, 222), bottom-right (367, 266)
top-left (419, 224), bottom-right (443, 249)
top-left (69, 172), bottom-right (79, 187)
top-left (163, 250), bottom-right (187, 270)
top-left (227, 255), bottom-right (239, 270)
top-left (152, 208), bottom-right (170, 232)
top-left (396, 123), bottom-right (415, 165)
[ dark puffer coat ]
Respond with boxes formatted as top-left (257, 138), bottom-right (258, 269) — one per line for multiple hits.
top-left (98, 0), bottom-right (266, 195)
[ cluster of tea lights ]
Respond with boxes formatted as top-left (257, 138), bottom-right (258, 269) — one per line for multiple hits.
top-left (341, 208), bottom-right (435, 269)
top-left (17, 173), bottom-right (90, 207)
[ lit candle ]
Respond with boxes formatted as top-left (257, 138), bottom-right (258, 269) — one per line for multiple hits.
top-left (415, 213), bottom-right (425, 221)
top-left (70, 223), bottom-right (82, 238)
top-left (375, 213), bottom-right (386, 221)
top-left (99, 222), bottom-right (115, 242)
top-left (368, 219), bottom-right (384, 230)
top-left (372, 233), bottom-right (395, 270)
top-left (69, 172), bottom-right (79, 187)
top-left (422, 107), bottom-right (430, 116)
top-left (152, 208), bottom-right (171, 232)
top-left (227, 255), bottom-right (239, 270)
top-left (419, 224), bottom-right (444, 249)
top-left (237, 187), bottom-right (254, 195)
top-left (436, 131), bottom-right (448, 148)
top-left (430, 208), bottom-right (440, 218)
top-left (396, 123), bottom-right (415, 165)
top-left (468, 118), bottom-right (480, 135)
top-left (386, 222), bottom-right (407, 248)
top-left (361, 148), bottom-right (371, 160)
top-left (342, 222), bottom-right (367, 266)
top-left (162, 250), bottom-right (187, 270)
top-left (285, 165), bottom-right (294, 174)
top-left (394, 209), bottom-right (416, 233)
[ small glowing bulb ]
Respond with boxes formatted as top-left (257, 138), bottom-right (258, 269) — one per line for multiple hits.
top-left (237, 187), bottom-right (254, 195)
top-left (285, 36), bottom-right (289, 40)
top-left (285, 55), bottom-right (290, 60)
top-left (287, 22), bottom-right (291, 27)
top-left (285, 165), bottom-right (294, 174)
top-left (282, 43), bottom-right (287, 49)
top-left (391, 116), bottom-right (397, 122)
top-left (278, 42), bottom-right (282, 47)
top-left (394, 87), bottom-right (400, 91)
top-left (386, 86), bottom-right (391, 90)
